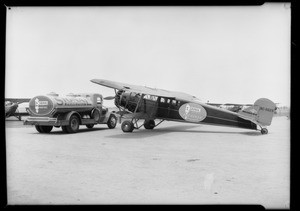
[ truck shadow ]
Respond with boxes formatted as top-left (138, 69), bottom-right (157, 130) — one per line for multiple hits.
top-left (31, 127), bottom-right (111, 135)
top-left (106, 125), bottom-right (261, 139)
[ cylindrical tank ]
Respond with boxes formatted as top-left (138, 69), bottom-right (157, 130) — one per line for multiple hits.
top-left (28, 94), bottom-right (95, 116)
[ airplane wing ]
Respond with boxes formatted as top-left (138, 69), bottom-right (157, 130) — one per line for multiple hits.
top-left (91, 79), bottom-right (200, 102)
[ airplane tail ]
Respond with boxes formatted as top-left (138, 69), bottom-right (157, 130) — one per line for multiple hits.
top-left (239, 98), bottom-right (276, 126)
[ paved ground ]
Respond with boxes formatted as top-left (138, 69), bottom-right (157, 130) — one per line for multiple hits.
top-left (5, 117), bottom-right (290, 208)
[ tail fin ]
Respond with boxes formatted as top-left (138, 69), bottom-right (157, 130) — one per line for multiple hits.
top-left (239, 98), bottom-right (276, 126)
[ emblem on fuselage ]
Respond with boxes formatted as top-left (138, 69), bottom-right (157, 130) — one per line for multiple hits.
top-left (179, 103), bottom-right (207, 122)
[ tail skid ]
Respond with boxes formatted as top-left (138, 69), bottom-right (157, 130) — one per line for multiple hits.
top-left (238, 98), bottom-right (276, 130)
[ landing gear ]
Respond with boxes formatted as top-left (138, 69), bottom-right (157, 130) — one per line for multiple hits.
top-left (121, 120), bottom-right (134, 132)
top-left (121, 119), bottom-right (164, 133)
top-left (261, 128), bottom-right (268, 135)
top-left (144, 119), bottom-right (155, 129)
top-left (258, 124), bottom-right (268, 134)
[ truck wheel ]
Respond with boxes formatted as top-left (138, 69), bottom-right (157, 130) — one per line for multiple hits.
top-left (107, 115), bottom-right (117, 129)
top-left (86, 124), bottom-right (94, 129)
top-left (144, 120), bottom-right (155, 129)
top-left (35, 125), bottom-right (42, 133)
top-left (66, 115), bottom-right (80, 133)
top-left (62, 126), bottom-right (69, 133)
top-left (121, 120), bottom-right (134, 132)
top-left (39, 126), bottom-right (53, 133)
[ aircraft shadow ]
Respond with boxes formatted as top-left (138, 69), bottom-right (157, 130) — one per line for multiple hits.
top-left (106, 125), bottom-right (261, 139)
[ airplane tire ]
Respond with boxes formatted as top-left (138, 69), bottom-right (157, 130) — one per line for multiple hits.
top-left (121, 120), bottom-right (134, 132)
top-left (39, 126), bottom-right (53, 133)
top-left (261, 128), bottom-right (268, 134)
top-left (144, 120), bottom-right (155, 129)
top-left (66, 115), bottom-right (80, 133)
top-left (107, 115), bottom-right (117, 129)
top-left (86, 124), bottom-right (94, 129)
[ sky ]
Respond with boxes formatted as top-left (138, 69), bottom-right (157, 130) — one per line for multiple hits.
top-left (5, 4), bottom-right (291, 107)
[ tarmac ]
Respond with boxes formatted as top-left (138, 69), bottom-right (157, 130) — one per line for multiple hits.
top-left (5, 116), bottom-right (290, 208)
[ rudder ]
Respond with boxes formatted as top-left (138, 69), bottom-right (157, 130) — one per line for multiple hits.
top-left (239, 98), bottom-right (276, 126)
top-left (254, 98), bottom-right (276, 126)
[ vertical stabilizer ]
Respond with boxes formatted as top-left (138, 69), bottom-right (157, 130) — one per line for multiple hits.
top-left (239, 98), bottom-right (276, 126)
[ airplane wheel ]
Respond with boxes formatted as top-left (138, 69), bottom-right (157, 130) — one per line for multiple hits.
top-left (66, 115), bottom-right (80, 133)
top-left (144, 120), bottom-right (155, 129)
top-left (86, 124), bottom-right (94, 129)
top-left (107, 115), bottom-right (117, 129)
top-left (38, 126), bottom-right (53, 133)
top-left (121, 120), bottom-right (134, 132)
top-left (261, 128), bottom-right (268, 134)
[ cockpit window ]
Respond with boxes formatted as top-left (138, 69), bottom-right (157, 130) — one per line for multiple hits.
top-left (143, 94), bottom-right (158, 101)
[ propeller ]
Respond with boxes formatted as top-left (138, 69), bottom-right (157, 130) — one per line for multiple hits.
top-left (103, 96), bottom-right (115, 100)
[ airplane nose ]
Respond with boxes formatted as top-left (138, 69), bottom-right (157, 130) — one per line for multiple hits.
top-left (114, 90), bottom-right (125, 108)
top-left (114, 91), bottom-right (140, 112)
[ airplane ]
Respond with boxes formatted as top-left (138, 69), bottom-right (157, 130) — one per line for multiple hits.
top-left (5, 100), bottom-right (29, 121)
top-left (5, 101), bottom-right (20, 120)
top-left (91, 79), bottom-right (276, 134)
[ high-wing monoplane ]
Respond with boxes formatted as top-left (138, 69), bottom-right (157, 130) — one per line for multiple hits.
top-left (91, 79), bottom-right (276, 134)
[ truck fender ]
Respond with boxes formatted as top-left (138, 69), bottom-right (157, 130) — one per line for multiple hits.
top-left (64, 111), bottom-right (82, 124)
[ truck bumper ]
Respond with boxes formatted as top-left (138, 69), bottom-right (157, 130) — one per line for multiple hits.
top-left (23, 117), bottom-right (68, 126)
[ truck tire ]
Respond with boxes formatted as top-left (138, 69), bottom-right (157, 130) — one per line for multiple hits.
top-left (91, 109), bottom-right (101, 122)
top-left (35, 125), bottom-right (42, 133)
top-left (107, 115), bottom-right (117, 129)
top-left (62, 126), bottom-right (69, 133)
top-left (39, 126), bottom-right (53, 133)
top-left (66, 115), bottom-right (80, 133)
top-left (86, 124), bottom-right (94, 129)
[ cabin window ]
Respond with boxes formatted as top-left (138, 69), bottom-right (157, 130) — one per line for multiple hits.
top-left (160, 98), bottom-right (166, 103)
top-left (143, 94), bottom-right (158, 101)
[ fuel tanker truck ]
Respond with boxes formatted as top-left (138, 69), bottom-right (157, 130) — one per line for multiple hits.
top-left (24, 92), bottom-right (118, 133)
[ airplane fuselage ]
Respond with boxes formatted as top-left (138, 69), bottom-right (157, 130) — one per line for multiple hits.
top-left (115, 91), bottom-right (257, 130)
